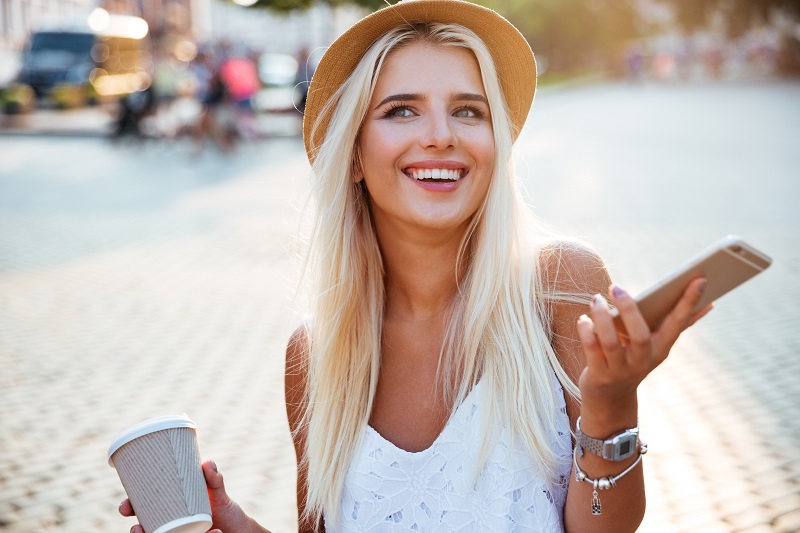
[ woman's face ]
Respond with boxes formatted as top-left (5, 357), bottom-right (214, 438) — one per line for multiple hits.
top-left (358, 41), bottom-right (495, 238)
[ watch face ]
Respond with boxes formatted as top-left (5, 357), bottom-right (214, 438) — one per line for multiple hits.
top-left (614, 434), bottom-right (638, 461)
top-left (619, 439), bottom-right (632, 456)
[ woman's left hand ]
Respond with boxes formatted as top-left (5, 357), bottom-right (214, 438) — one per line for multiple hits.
top-left (575, 278), bottom-right (712, 416)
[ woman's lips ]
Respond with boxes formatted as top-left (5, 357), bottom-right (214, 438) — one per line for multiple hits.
top-left (401, 161), bottom-right (467, 190)
top-left (404, 168), bottom-right (463, 181)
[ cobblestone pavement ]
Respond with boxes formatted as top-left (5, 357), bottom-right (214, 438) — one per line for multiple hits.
top-left (1, 81), bottom-right (798, 533)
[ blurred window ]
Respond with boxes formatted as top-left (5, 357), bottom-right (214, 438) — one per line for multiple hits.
top-left (30, 32), bottom-right (95, 56)
top-left (258, 53), bottom-right (298, 87)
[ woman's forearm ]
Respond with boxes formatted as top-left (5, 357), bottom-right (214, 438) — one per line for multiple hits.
top-left (563, 402), bottom-right (646, 533)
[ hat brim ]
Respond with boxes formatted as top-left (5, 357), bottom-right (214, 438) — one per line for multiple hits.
top-left (303, 0), bottom-right (536, 163)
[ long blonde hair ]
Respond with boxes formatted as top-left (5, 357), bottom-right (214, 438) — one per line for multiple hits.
top-left (300, 22), bottom-right (582, 528)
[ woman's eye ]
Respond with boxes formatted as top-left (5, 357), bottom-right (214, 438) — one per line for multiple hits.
top-left (453, 106), bottom-right (484, 118)
top-left (385, 105), bottom-right (414, 118)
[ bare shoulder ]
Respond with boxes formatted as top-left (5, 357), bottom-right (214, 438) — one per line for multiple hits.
top-left (285, 324), bottom-right (310, 436)
top-left (285, 324), bottom-right (318, 531)
top-left (538, 239), bottom-right (612, 397)
top-left (286, 324), bottom-right (310, 374)
top-left (539, 238), bottom-right (610, 298)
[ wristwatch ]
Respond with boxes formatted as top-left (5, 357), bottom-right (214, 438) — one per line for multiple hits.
top-left (576, 417), bottom-right (639, 462)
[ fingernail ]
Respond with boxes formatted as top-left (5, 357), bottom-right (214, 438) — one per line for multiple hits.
top-left (592, 294), bottom-right (604, 306)
top-left (210, 461), bottom-right (218, 472)
top-left (697, 279), bottom-right (708, 294)
top-left (578, 314), bottom-right (591, 323)
top-left (131, 527), bottom-right (137, 533)
top-left (612, 285), bottom-right (626, 299)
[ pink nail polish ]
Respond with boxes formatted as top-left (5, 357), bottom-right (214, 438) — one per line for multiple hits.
top-left (612, 285), bottom-right (626, 299)
top-left (592, 294), bottom-right (603, 306)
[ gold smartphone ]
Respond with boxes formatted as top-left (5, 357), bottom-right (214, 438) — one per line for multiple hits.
top-left (611, 235), bottom-right (772, 331)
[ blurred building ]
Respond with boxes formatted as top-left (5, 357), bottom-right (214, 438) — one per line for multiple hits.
top-left (0, 0), bottom-right (360, 87)
top-left (1, 0), bottom-right (196, 50)
top-left (1, 1), bottom-right (94, 48)
top-left (104, 0), bottom-right (194, 40)
top-left (0, 0), bottom-right (94, 84)
top-left (193, 0), bottom-right (362, 55)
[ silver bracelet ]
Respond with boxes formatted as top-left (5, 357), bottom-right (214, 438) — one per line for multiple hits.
top-left (572, 440), bottom-right (647, 516)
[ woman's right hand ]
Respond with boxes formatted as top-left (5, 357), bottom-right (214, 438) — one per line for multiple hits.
top-left (119, 460), bottom-right (263, 533)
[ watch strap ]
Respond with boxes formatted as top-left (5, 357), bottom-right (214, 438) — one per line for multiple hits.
top-left (576, 416), bottom-right (639, 461)
top-left (577, 428), bottom-right (607, 457)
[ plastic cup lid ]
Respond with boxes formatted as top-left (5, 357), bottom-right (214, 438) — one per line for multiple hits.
top-left (108, 414), bottom-right (198, 467)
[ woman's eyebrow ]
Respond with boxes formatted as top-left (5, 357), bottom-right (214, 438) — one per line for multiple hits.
top-left (373, 92), bottom-right (488, 110)
top-left (452, 93), bottom-right (489, 105)
top-left (374, 93), bottom-right (424, 109)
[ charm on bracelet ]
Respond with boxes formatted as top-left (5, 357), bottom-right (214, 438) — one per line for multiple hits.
top-left (573, 440), bottom-right (647, 516)
top-left (591, 482), bottom-right (602, 516)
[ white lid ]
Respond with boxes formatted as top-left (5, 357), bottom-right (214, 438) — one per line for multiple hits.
top-left (108, 414), bottom-right (197, 466)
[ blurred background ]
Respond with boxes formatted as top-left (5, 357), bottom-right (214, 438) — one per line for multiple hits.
top-left (1, 1), bottom-right (799, 532)
top-left (0, 0), bottom-right (798, 138)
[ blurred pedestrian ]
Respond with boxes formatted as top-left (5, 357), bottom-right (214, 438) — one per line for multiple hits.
top-left (626, 44), bottom-right (644, 83)
top-left (186, 49), bottom-right (236, 153)
top-left (218, 50), bottom-right (261, 140)
top-left (653, 51), bottom-right (676, 81)
top-left (150, 48), bottom-right (185, 137)
top-left (703, 46), bottom-right (725, 80)
top-left (111, 85), bottom-right (154, 142)
top-left (119, 1), bottom-right (713, 531)
top-left (294, 47), bottom-right (314, 113)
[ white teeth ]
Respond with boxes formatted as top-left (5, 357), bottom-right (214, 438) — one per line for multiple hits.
top-left (408, 169), bottom-right (461, 181)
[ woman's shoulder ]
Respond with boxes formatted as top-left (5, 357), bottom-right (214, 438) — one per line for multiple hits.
top-left (538, 237), bottom-right (610, 297)
top-left (286, 321), bottom-right (311, 365)
top-left (285, 323), bottom-right (311, 434)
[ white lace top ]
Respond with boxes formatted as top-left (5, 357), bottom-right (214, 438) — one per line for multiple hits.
top-left (327, 374), bottom-right (572, 532)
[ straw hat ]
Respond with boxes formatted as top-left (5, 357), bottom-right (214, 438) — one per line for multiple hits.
top-left (303, 0), bottom-right (536, 163)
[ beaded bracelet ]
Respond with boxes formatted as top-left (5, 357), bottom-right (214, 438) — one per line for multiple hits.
top-left (572, 440), bottom-right (647, 516)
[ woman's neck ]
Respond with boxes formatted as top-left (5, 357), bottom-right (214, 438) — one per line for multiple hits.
top-left (378, 224), bottom-right (467, 323)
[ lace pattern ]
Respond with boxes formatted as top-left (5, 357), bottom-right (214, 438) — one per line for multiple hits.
top-left (327, 373), bottom-right (572, 532)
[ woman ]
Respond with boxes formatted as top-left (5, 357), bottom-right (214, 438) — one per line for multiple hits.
top-left (120, 1), bottom-right (710, 531)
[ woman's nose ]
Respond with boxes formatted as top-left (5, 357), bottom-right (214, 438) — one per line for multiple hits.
top-left (419, 111), bottom-right (457, 150)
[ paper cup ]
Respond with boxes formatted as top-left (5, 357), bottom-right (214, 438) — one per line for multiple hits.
top-left (109, 414), bottom-right (212, 533)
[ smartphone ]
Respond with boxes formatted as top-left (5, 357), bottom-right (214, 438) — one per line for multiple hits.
top-left (611, 235), bottom-right (772, 331)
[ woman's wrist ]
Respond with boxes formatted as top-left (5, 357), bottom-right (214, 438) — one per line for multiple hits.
top-left (578, 396), bottom-right (638, 438)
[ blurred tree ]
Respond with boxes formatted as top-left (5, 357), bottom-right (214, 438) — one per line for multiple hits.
top-left (667, 0), bottom-right (800, 37)
top-left (483, 0), bottom-right (641, 73)
top-left (229, 0), bottom-right (643, 73)
top-left (226, 0), bottom-right (385, 13)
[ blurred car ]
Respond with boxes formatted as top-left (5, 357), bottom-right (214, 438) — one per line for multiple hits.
top-left (15, 14), bottom-right (151, 108)
top-left (254, 52), bottom-right (299, 113)
top-left (17, 31), bottom-right (97, 99)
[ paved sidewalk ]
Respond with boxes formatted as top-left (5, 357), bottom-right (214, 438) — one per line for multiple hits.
top-left (0, 137), bottom-right (308, 532)
top-left (0, 107), bottom-right (115, 136)
top-left (0, 105), bottom-right (302, 138)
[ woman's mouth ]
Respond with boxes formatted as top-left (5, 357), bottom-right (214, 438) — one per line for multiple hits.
top-left (404, 168), bottom-right (464, 182)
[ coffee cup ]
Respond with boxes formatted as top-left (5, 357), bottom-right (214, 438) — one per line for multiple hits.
top-left (108, 414), bottom-right (212, 533)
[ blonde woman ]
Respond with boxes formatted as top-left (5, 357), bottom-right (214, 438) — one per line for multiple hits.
top-left (120, 1), bottom-right (710, 531)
